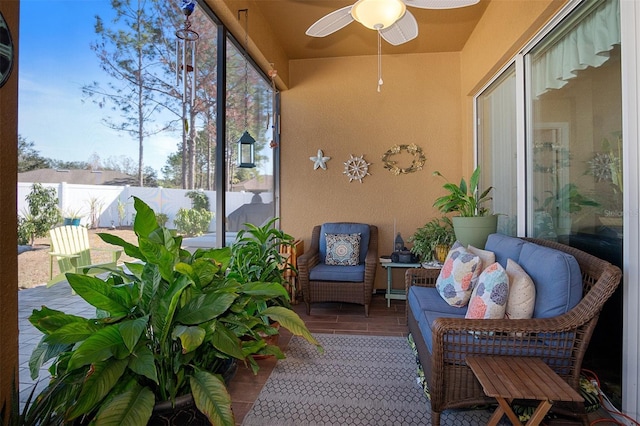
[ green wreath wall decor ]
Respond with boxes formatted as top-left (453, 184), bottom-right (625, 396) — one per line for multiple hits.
top-left (382, 144), bottom-right (426, 175)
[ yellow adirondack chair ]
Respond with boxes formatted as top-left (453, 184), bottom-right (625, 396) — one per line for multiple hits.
top-left (48, 225), bottom-right (123, 286)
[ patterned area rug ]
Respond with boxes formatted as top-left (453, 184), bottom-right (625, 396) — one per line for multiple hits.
top-left (242, 333), bottom-right (498, 426)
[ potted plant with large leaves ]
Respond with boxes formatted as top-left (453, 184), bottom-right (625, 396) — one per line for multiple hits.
top-left (26, 197), bottom-right (321, 426)
top-left (408, 216), bottom-right (456, 263)
top-left (228, 218), bottom-right (296, 355)
top-left (432, 166), bottom-right (497, 248)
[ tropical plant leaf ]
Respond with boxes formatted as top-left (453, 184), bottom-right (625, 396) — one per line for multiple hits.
top-left (140, 262), bottom-right (162, 312)
top-left (152, 275), bottom-right (191, 346)
top-left (28, 306), bottom-right (86, 334)
top-left (119, 316), bottom-right (149, 353)
top-left (262, 306), bottom-right (322, 350)
top-left (28, 337), bottom-right (72, 380)
top-left (123, 261), bottom-right (145, 277)
top-left (92, 381), bottom-right (154, 426)
top-left (132, 196), bottom-right (159, 239)
top-left (68, 326), bottom-right (125, 370)
top-left (241, 281), bottom-right (289, 299)
top-left (210, 322), bottom-right (245, 360)
top-left (66, 274), bottom-right (130, 317)
top-left (44, 321), bottom-right (102, 345)
top-left (172, 325), bottom-right (206, 354)
top-left (66, 358), bottom-right (128, 420)
top-left (139, 237), bottom-right (176, 282)
top-left (198, 247), bottom-right (232, 271)
top-left (127, 343), bottom-right (158, 384)
top-left (175, 292), bottom-right (237, 325)
top-left (190, 370), bottom-right (235, 426)
top-left (98, 232), bottom-right (145, 261)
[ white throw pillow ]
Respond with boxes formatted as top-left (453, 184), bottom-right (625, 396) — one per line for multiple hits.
top-left (468, 245), bottom-right (496, 271)
top-left (505, 258), bottom-right (536, 319)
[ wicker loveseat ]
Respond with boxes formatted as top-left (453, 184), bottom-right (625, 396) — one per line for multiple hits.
top-left (298, 223), bottom-right (378, 317)
top-left (405, 234), bottom-right (622, 425)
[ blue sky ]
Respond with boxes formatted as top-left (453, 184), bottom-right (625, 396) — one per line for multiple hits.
top-left (19, 0), bottom-right (178, 174)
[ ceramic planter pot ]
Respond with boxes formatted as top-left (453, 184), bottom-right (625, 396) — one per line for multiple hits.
top-left (451, 215), bottom-right (498, 248)
top-left (434, 245), bottom-right (450, 263)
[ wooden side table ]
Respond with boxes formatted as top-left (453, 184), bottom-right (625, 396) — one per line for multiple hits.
top-left (466, 356), bottom-right (584, 426)
top-left (380, 262), bottom-right (421, 307)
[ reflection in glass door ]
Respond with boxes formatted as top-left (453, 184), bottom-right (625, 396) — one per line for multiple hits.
top-left (526, 0), bottom-right (622, 407)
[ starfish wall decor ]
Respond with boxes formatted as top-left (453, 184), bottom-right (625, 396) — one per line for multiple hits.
top-left (310, 149), bottom-right (331, 170)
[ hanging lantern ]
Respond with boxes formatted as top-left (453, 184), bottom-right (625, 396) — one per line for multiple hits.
top-left (238, 130), bottom-right (256, 168)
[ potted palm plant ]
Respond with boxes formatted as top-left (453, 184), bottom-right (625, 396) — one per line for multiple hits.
top-left (25, 197), bottom-right (320, 426)
top-left (432, 166), bottom-right (497, 248)
top-left (408, 217), bottom-right (456, 263)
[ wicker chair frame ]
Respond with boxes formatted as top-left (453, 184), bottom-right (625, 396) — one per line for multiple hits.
top-left (298, 224), bottom-right (378, 317)
top-left (405, 238), bottom-right (622, 426)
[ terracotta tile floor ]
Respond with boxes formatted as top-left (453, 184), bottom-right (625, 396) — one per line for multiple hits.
top-left (228, 293), bottom-right (613, 426)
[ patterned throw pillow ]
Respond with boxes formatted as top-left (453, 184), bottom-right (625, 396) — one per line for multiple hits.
top-left (505, 258), bottom-right (536, 319)
top-left (465, 262), bottom-right (510, 319)
top-left (436, 242), bottom-right (482, 307)
top-left (325, 233), bottom-right (361, 266)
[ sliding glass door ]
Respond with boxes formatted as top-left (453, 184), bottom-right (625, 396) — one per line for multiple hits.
top-left (476, 0), bottom-right (622, 407)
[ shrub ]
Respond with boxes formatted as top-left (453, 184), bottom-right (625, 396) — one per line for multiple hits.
top-left (175, 191), bottom-right (214, 236)
top-left (156, 212), bottom-right (169, 227)
top-left (19, 183), bottom-right (61, 245)
top-left (17, 216), bottom-right (33, 245)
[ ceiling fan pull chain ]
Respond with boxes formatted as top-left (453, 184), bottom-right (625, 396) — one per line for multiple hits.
top-left (377, 29), bottom-right (383, 92)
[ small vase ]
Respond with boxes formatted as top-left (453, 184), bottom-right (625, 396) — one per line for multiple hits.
top-left (434, 245), bottom-right (450, 263)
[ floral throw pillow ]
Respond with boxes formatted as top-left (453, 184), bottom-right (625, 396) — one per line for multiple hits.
top-left (436, 242), bottom-right (482, 307)
top-left (325, 233), bottom-right (361, 266)
top-left (465, 262), bottom-right (510, 319)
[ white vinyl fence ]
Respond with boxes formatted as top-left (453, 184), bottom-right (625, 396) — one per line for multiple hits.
top-left (17, 182), bottom-right (274, 232)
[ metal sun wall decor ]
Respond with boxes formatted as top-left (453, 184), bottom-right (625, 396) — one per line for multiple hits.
top-left (344, 154), bottom-right (371, 183)
top-left (382, 144), bottom-right (426, 175)
top-left (310, 149), bottom-right (331, 170)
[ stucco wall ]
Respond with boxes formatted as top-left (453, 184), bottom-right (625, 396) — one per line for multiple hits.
top-left (0, 0), bottom-right (19, 408)
top-left (280, 53), bottom-right (462, 289)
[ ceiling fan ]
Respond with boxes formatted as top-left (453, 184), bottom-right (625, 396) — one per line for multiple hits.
top-left (306, 0), bottom-right (480, 46)
top-left (306, 0), bottom-right (479, 91)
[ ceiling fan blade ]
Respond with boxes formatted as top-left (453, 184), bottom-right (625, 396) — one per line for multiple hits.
top-left (380, 10), bottom-right (418, 45)
top-left (403, 0), bottom-right (479, 9)
top-left (306, 5), bottom-right (355, 37)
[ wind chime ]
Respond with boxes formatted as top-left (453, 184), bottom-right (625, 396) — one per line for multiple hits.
top-left (237, 9), bottom-right (256, 168)
top-left (176, 0), bottom-right (199, 106)
top-left (269, 64), bottom-right (279, 149)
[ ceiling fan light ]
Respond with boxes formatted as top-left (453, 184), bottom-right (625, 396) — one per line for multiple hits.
top-left (351, 0), bottom-right (406, 30)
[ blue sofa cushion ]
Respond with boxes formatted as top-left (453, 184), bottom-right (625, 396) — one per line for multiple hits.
top-left (485, 233), bottom-right (525, 268)
top-left (408, 286), bottom-right (468, 317)
top-left (418, 310), bottom-right (466, 353)
top-left (319, 223), bottom-right (370, 264)
top-left (518, 242), bottom-right (582, 318)
top-left (309, 263), bottom-right (365, 282)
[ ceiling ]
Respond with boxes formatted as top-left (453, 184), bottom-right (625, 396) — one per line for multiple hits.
top-left (250, 0), bottom-right (490, 60)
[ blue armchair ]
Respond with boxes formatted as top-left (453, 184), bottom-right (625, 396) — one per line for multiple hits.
top-left (298, 223), bottom-right (378, 317)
